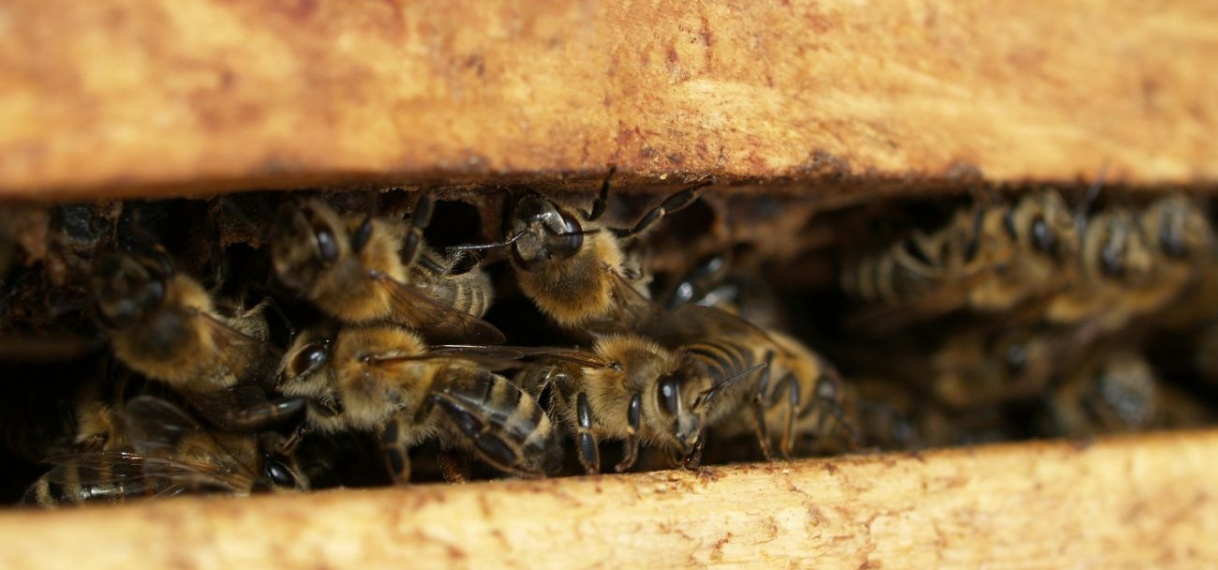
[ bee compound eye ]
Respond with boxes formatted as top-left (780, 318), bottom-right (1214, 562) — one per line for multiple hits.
top-left (1030, 215), bottom-right (1056, 254)
top-left (1003, 343), bottom-right (1028, 379)
top-left (658, 375), bottom-right (681, 417)
top-left (266, 460), bottom-right (299, 488)
top-left (290, 343), bottom-right (329, 378)
top-left (314, 227), bottom-right (339, 263)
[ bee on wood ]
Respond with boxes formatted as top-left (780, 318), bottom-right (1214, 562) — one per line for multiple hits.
top-left (1043, 207), bottom-right (1155, 331)
top-left (90, 247), bottom-right (303, 431)
top-left (453, 169), bottom-right (711, 334)
top-left (277, 324), bottom-right (556, 483)
top-left (925, 323), bottom-right (1103, 411)
top-left (1135, 194), bottom-right (1218, 328)
top-left (1034, 348), bottom-right (1204, 438)
top-left (23, 396), bottom-right (306, 508)
top-left (843, 188), bottom-right (1080, 331)
top-left (271, 197), bottom-right (503, 344)
top-left (659, 253), bottom-right (859, 461)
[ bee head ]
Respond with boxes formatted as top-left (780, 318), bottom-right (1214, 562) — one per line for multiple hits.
top-left (509, 194), bottom-right (586, 270)
top-left (1150, 195), bottom-right (1213, 261)
top-left (271, 200), bottom-right (348, 293)
top-left (90, 250), bottom-right (168, 330)
top-left (279, 334), bottom-right (343, 420)
top-left (1085, 210), bottom-right (1153, 286)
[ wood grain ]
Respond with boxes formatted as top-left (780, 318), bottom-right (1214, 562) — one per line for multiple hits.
top-left (1, 431), bottom-right (1215, 569)
top-left (0, 1), bottom-right (1216, 199)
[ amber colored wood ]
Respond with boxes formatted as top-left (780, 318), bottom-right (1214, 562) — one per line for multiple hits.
top-left (1, 431), bottom-right (1215, 569)
top-left (0, 1), bottom-right (1216, 199)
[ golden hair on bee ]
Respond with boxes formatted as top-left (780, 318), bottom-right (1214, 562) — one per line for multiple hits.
top-left (271, 197), bottom-right (503, 344)
top-left (279, 324), bottom-right (556, 483)
top-left (453, 169), bottom-right (710, 333)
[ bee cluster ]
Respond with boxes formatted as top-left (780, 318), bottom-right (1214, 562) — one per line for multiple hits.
top-left (836, 186), bottom-right (1218, 449)
top-left (0, 175), bottom-right (1215, 507)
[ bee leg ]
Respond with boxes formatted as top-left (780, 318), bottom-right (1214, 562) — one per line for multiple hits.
top-left (682, 439), bottom-right (706, 470)
top-left (432, 393), bottom-right (537, 477)
top-left (613, 393), bottom-right (642, 473)
top-left (752, 351), bottom-right (776, 460)
top-left (379, 418), bottom-right (417, 484)
top-left (583, 166), bottom-right (615, 222)
top-left (612, 180), bottom-right (711, 239)
top-left (815, 372), bottom-right (862, 451)
top-left (399, 195), bottom-right (435, 267)
top-left (206, 396), bottom-right (308, 431)
top-left (437, 450), bottom-right (471, 483)
top-left (574, 392), bottom-right (601, 474)
top-left (779, 373), bottom-right (799, 459)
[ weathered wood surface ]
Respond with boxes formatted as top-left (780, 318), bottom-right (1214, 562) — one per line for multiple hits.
top-left (1, 431), bottom-right (1215, 569)
top-left (0, 0), bottom-right (1216, 199)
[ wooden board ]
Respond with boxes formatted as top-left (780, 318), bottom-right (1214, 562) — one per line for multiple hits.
top-left (2, 431), bottom-right (1215, 569)
top-left (1, 0), bottom-right (1216, 199)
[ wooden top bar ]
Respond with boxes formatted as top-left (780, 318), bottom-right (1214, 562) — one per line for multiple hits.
top-left (0, 1), bottom-right (1215, 199)
top-left (1, 431), bottom-right (1215, 569)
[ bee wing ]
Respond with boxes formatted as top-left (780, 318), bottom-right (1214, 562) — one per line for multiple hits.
top-left (581, 266), bottom-right (666, 337)
top-left (370, 270), bottom-right (507, 345)
top-left (123, 396), bottom-right (205, 455)
top-left (366, 345), bottom-right (615, 370)
top-left (194, 309), bottom-right (285, 384)
top-left (643, 302), bottom-right (773, 347)
top-left (21, 451), bottom-right (186, 506)
top-left (123, 397), bottom-right (259, 493)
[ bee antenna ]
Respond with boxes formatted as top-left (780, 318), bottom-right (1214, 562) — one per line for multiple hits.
top-left (446, 230), bottom-right (529, 253)
top-left (1075, 160), bottom-right (1110, 230)
top-left (695, 361), bottom-right (767, 407)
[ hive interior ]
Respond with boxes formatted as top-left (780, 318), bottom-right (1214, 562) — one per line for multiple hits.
top-left (1, 176), bottom-right (1216, 505)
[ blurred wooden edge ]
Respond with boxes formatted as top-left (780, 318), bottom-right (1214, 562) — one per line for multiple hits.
top-left (1, 431), bottom-right (1215, 569)
top-left (1, 0), bottom-right (1216, 200)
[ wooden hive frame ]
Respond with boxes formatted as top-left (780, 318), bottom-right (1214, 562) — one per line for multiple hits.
top-left (1, 1), bottom-right (1217, 568)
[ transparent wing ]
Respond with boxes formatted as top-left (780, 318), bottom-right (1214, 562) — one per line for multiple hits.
top-left (371, 270), bottom-right (507, 345)
top-left (364, 344), bottom-right (614, 370)
top-left (194, 309), bottom-right (285, 384)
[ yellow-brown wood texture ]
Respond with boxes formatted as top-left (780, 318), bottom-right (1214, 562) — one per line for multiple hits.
top-left (1, 1), bottom-right (1216, 199)
top-left (1, 432), bottom-right (1215, 569)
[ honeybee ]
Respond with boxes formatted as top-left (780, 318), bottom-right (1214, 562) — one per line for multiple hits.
top-left (843, 188), bottom-right (1080, 330)
top-left (926, 323), bottom-right (1103, 411)
top-left (1043, 207), bottom-right (1155, 331)
top-left (705, 328), bottom-right (858, 460)
top-left (662, 251), bottom-right (787, 331)
top-left (90, 247), bottom-right (304, 433)
top-left (270, 197), bottom-right (503, 344)
top-left (277, 324), bottom-right (556, 483)
top-left (91, 248), bottom-right (278, 393)
top-left (456, 170), bottom-right (710, 333)
top-left (24, 396), bottom-right (306, 508)
top-left (1035, 348), bottom-right (1189, 438)
top-left (1135, 194), bottom-right (1218, 328)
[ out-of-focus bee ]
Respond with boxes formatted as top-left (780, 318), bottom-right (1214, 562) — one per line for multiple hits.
top-left (662, 251), bottom-right (787, 331)
top-left (1135, 194), bottom-right (1218, 328)
top-left (1035, 349), bottom-right (1185, 438)
top-left (90, 248), bottom-right (304, 431)
top-left (24, 396), bottom-right (306, 508)
top-left (925, 323), bottom-right (1102, 411)
top-left (277, 324), bottom-right (556, 483)
top-left (454, 170), bottom-right (710, 333)
top-left (843, 188), bottom-right (1080, 330)
top-left (271, 197), bottom-right (503, 344)
top-left (839, 378), bottom-right (944, 452)
top-left (1043, 207), bottom-right (1155, 331)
